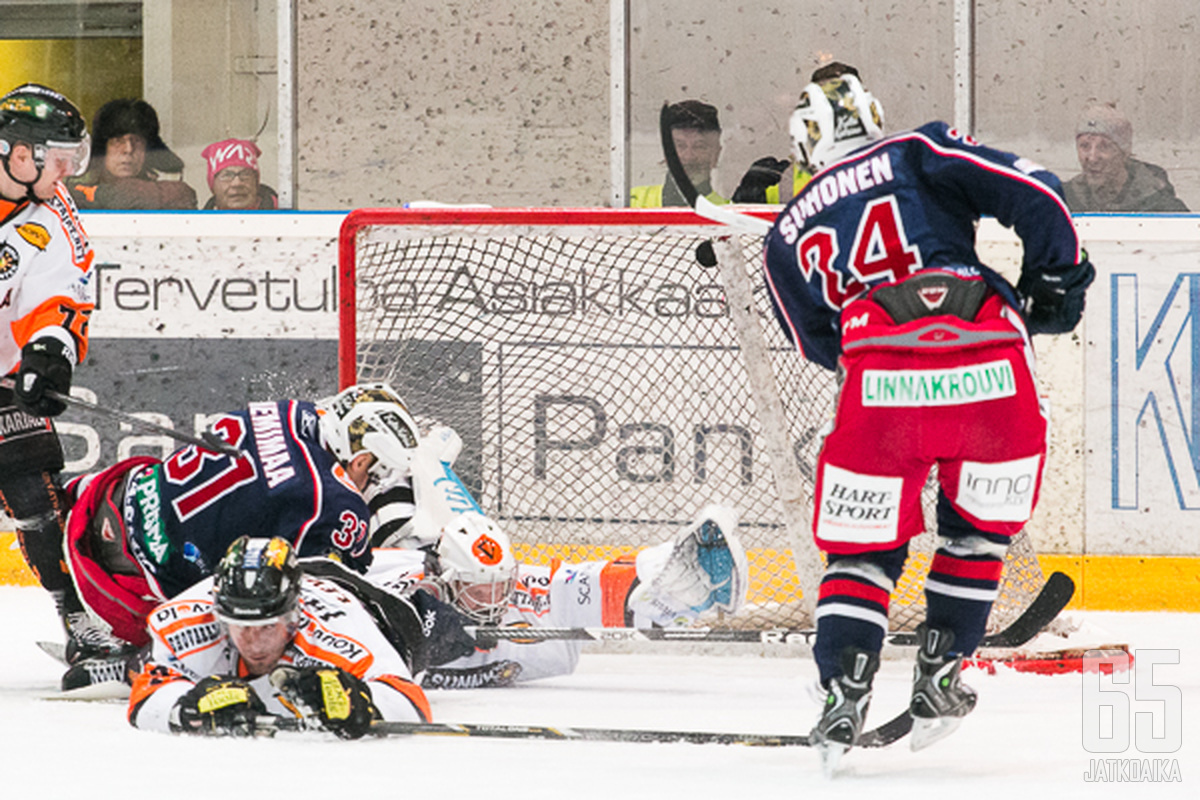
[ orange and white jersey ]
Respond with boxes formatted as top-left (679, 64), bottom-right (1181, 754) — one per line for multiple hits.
top-left (367, 547), bottom-right (636, 683)
top-left (127, 574), bottom-right (431, 732)
top-left (0, 186), bottom-right (94, 373)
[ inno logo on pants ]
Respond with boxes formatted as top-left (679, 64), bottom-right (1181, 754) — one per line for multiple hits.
top-left (955, 455), bottom-right (1039, 522)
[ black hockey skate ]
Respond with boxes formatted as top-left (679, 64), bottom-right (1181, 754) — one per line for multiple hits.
top-left (60, 611), bottom-right (138, 692)
top-left (909, 623), bottom-right (977, 751)
top-left (811, 647), bottom-right (880, 777)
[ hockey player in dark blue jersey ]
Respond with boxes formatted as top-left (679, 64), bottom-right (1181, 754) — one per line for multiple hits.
top-left (762, 72), bottom-right (1093, 770)
top-left (57, 383), bottom-right (419, 690)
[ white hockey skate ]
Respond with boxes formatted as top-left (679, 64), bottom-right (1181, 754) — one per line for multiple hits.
top-left (812, 648), bottom-right (879, 778)
top-left (627, 504), bottom-right (748, 627)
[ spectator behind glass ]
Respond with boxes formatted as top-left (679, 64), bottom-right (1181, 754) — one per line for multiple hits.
top-left (629, 100), bottom-right (727, 208)
top-left (200, 138), bottom-right (278, 210)
top-left (67, 98), bottom-right (197, 210)
top-left (1063, 101), bottom-right (1189, 213)
top-left (731, 61), bottom-right (865, 204)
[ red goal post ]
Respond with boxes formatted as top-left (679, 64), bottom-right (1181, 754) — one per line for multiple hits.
top-left (337, 206), bottom-right (1046, 632)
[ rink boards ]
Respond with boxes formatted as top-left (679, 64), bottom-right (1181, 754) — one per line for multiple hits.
top-left (1, 211), bottom-right (1198, 610)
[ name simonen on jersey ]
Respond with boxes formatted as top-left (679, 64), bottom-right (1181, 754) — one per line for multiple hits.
top-left (763, 121), bottom-right (1081, 370)
top-left (123, 400), bottom-right (372, 598)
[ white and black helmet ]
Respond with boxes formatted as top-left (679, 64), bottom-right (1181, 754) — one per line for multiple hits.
top-left (789, 74), bottom-right (884, 173)
top-left (317, 382), bottom-right (420, 490)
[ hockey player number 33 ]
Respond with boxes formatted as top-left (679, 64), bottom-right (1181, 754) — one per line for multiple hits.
top-left (164, 415), bottom-right (258, 520)
top-left (797, 195), bottom-right (921, 308)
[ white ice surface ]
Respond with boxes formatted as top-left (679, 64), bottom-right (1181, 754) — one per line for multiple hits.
top-left (0, 586), bottom-right (1195, 800)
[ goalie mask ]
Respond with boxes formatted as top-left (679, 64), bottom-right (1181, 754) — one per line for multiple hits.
top-left (317, 382), bottom-right (420, 493)
top-left (437, 513), bottom-right (518, 625)
top-left (789, 74), bottom-right (884, 173)
top-left (0, 83), bottom-right (91, 197)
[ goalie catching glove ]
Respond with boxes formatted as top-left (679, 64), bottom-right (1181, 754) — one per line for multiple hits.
top-left (1016, 258), bottom-right (1095, 335)
top-left (270, 665), bottom-right (379, 739)
top-left (168, 676), bottom-right (267, 737)
top-left (14, 338), bottom-right (72, 417)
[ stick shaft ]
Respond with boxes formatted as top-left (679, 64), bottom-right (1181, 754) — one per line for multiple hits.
top-left (0, 378), bottom-right (241, 457)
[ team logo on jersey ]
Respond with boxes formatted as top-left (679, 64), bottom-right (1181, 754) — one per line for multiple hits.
top-left (15, 223), bottom-right (50, 250)
top-left (917, 284), bottom-right (949, 311)
top-left (0, 243), bottom-right (19, 279)
top-left (472, 534), bottom-right (503, 566)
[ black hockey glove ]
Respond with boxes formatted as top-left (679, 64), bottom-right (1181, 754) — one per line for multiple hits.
top-left (731, 157), bottom-right (790, 203)
top-left (169, 676), bottom-right (266, 737)
top-left (408, 586), bottom-right (483, 665)
top-left (270, 666), bottom-right (379, 739)
top-left (13, 338), bottom-right (72, 417)
top-left (1016, 258), bottom-right (1095, 335)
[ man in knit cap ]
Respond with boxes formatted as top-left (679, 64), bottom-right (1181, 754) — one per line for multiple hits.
top-left (200, 138), bottom-right (278, 210)
top-left (1063, 101), bottom-right (1188, 212)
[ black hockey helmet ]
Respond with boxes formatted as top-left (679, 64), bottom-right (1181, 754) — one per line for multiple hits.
top-left (0, 83), bottom-right (91, 179)
top-left (213, 536), bottom-right (302, 624)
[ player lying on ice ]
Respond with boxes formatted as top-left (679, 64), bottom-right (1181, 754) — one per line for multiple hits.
top-left (760, 69), bottom-right (1091, 771)
top-left (362, 502), bottom-right (748, 689)
top-left (59, 382), bottom-right (750, 697)
top-left (128, 535), bottom-right (430, 737)
top-left (54, 383), bottom-right (421, 690)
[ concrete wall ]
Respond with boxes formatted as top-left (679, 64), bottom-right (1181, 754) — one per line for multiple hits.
top-left (295, 0), bottom-right (612, 208)
top-left (290, 0), bottom-right (1198, 209)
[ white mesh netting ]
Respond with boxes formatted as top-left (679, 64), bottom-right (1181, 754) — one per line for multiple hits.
top-left (343, 209), bottom-right (1045, 633)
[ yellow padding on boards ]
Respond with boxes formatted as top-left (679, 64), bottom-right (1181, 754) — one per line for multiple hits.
top-left (2, 533), bottom-right (1194, 611)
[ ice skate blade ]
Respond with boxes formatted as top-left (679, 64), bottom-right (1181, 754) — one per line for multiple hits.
top-left (910, 715), bottom-right (963, 751)
top-left (817, 741), bottom-right (849, 778)
top-left (43, 681), bottom-right (131, 702)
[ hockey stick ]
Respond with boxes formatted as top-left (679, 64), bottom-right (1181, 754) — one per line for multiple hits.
top-left (658, 105), bottom-right (822, 619)
top-left (260, 710), bottom-right (913, 748)
top-left (466, 570), bottom-right (1076, 649)
top-left (0, 378), bottom-right (241, 457)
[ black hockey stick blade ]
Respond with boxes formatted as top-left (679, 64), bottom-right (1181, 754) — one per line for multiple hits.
top-left (981, 569), bottom-right (1075, 648)
top-left (888, 570), bottom-right (1075, 648)
top-left (262, 710), bottom-right (911, 748)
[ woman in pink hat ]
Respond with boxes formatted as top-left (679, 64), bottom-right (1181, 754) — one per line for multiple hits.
top-left (201, 138), bottom-right (278, 210)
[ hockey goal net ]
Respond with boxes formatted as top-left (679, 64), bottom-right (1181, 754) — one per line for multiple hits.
top-left (338, 207), bottom-right (1047, 633)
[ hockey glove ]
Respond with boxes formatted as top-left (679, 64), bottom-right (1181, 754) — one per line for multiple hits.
top-left (731, 157), bottom-right (790, 203)
top-left (14, 338), bottom-right (72, 417)
top-left (169, 676), bottom-right (266, 737)
top-left (1016, 258), bottom-right (1095, 335)
top-left (270, 666), bottom-right (379, 739)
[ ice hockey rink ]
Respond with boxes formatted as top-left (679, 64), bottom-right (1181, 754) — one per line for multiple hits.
top-left (0, 586), bottom-right (1192, 800)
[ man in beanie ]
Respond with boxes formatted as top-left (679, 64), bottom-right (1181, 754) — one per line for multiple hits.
top-left (1063, 101), bottom-right (1188, 212)
top-left (630, 99), bottom-right (728, 208)
top-left (67, 98), bottom-right (197, 210)
top-left (201, 138), bottom-right (278, 210)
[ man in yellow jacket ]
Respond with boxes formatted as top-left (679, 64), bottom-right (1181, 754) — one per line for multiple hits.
top-left (630, 100), bottom-right (728, 208)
